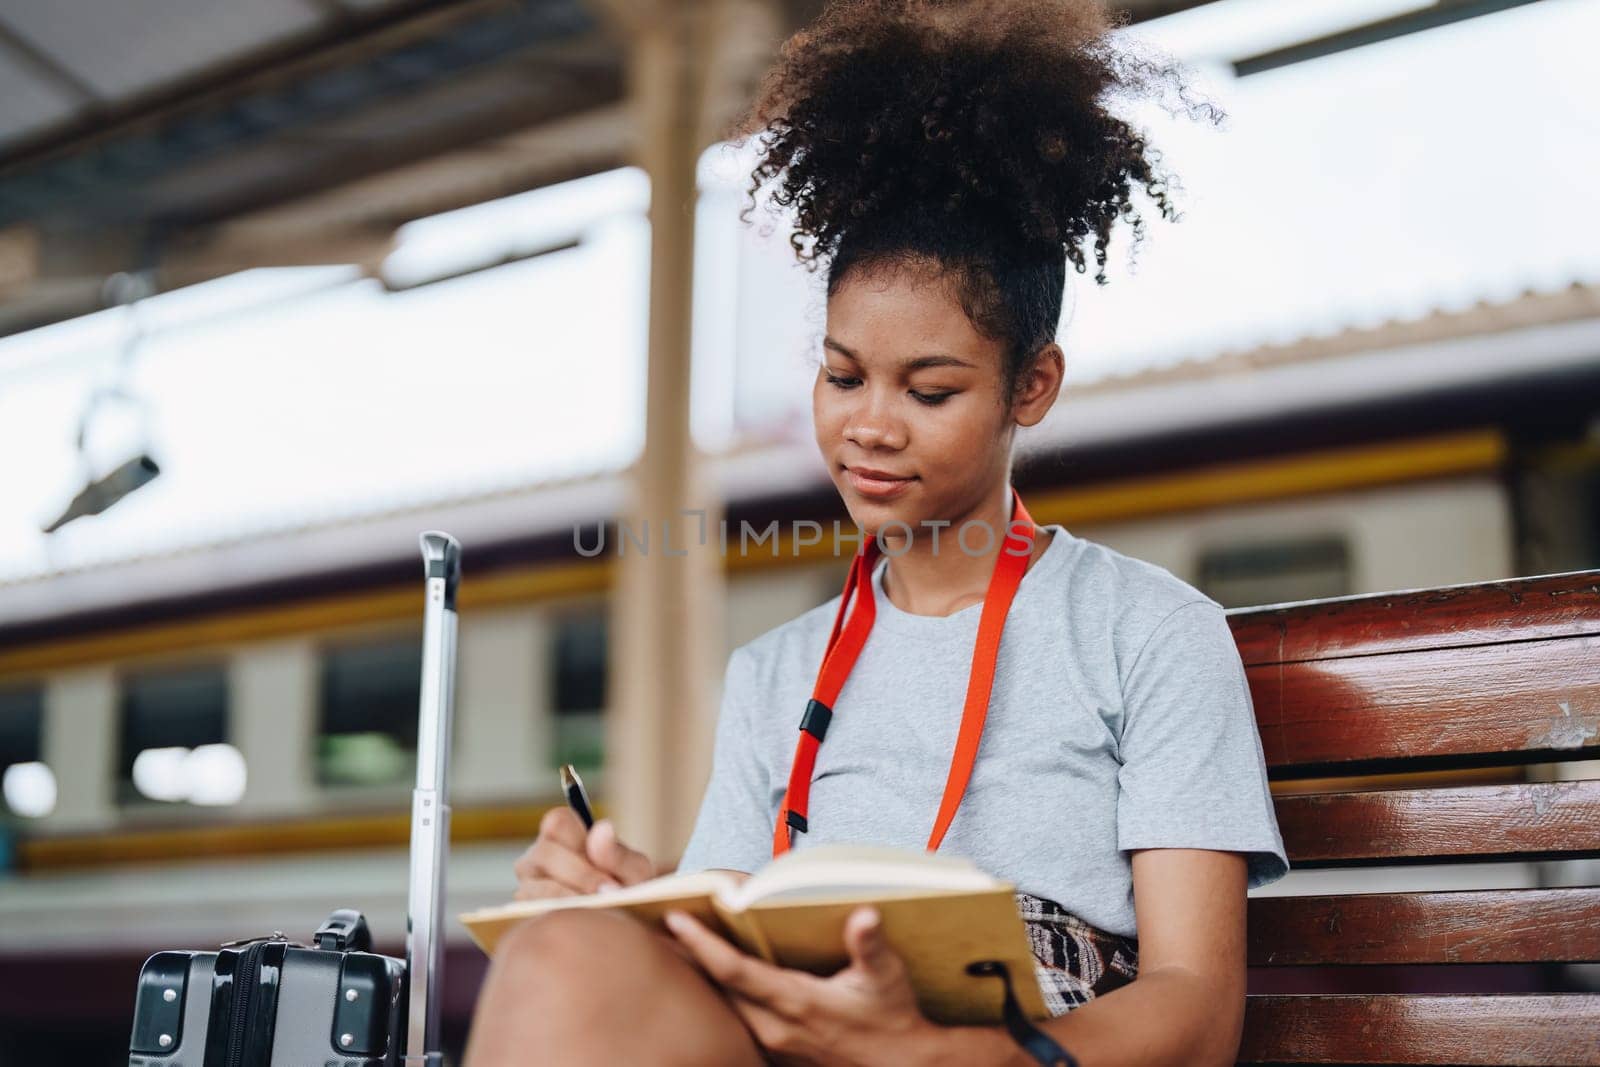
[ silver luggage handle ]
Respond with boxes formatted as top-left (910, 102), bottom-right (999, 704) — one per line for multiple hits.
top-left (404, 530), bottom-right (460, 1067)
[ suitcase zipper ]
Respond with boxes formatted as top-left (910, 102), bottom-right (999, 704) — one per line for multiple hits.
top-left (223, 939), bottom-right (266, 1067)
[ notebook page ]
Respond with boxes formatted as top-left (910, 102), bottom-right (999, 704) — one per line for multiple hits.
top-left (730, 844), bottom-right (1001, 910)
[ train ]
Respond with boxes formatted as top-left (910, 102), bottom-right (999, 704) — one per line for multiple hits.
top-left (0, 282), bottom-right (1597, 1059)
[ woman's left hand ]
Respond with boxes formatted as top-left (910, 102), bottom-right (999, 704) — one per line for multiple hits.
top-left (663, 905), bottom-right (938, 1066)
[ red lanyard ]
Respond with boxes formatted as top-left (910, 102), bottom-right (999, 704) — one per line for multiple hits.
top-left (772, 488), bottom-right (1038, 856)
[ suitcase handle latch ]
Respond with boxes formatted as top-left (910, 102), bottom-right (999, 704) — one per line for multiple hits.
top-left (314, 909), bottom-right (374, 952)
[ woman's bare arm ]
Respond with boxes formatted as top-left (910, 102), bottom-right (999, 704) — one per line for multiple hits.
top-left (913, 848), bottom-right (1250, 1067)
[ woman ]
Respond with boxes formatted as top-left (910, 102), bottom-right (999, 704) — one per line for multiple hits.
top-left (465, 1), bottom-right (1287, 1064)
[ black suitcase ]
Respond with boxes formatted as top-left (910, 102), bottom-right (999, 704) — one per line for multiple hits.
top-left (128, 532), bottom-right (461, 1067)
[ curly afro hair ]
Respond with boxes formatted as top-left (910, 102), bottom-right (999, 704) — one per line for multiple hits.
top-left (724, 0), bottom-right (1221, 399)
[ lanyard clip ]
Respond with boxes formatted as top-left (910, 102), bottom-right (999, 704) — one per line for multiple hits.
top-left (799, 699), bottom-right (833, 741)
top-left (785, 809), bottom-right (809, 845)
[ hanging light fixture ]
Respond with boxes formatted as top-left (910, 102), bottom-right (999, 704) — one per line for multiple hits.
top-left (43, 272), bottom-right (164, 534)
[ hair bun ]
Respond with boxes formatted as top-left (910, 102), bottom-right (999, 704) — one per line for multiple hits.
top-left (728, 0), bottom-right (1221, 284)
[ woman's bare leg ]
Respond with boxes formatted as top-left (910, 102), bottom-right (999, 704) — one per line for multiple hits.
top-left (462, 909), bottom-right (765, 1066)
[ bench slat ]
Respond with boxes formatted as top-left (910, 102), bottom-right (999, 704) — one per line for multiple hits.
top-left (1250, 635), bottom-right (1600, 774)
top-left (1248, 888), bottom-right (1600, 965)
top-left (1229, 570), bottom-right (1600, 664)
top-left (1275, 780), bottom-right (1600, 865)
top-left (1239, 993), bottom-right (1600, 1065)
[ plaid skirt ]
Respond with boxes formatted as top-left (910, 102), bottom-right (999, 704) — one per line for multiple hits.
top-left (1017, 892), bottom-right (1140, 1017)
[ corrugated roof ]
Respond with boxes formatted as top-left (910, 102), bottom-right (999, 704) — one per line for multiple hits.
top-left (1072, 279), bottom-right (1600, 397)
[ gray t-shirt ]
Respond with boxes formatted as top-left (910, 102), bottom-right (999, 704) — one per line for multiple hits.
top-left (677, 523), bottom-right (1289, 938)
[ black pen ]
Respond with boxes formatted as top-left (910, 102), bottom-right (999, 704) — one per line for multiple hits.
top-left (560, 763), bottom-right (595, 830)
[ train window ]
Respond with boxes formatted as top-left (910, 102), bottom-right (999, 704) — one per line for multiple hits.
top-left (1196, 535), bottom-right (1352, 608)
top-left (551, 609), bottom-right (607, 772)
top-left (1513, 436), bottom-right (1600, 573)
top-left (1, 686), bottom-right (52, 820)
top-left (118, 664), bottom-right (241, 806)
top-left (317, 632), bottom-right (424, 788)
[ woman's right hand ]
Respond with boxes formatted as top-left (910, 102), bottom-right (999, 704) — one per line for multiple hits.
top-left (512, 807), bottom-right (658, 900)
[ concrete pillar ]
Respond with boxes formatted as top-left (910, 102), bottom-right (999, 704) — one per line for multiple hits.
top-left (231, 639), bottom-right (317, 817)
top-left (455, 608), bottom-right (554, 804)
top-left (40, 667), bottom-right (118, 833)
top-left (604, 0), bottom-right (730, 860)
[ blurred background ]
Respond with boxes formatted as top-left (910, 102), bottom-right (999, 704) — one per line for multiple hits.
top-left (0, 0), bottom-right (1597, 1062)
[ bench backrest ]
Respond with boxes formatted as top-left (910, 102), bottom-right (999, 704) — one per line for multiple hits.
top-left (1229, 569), bottom-right (1600, 1065)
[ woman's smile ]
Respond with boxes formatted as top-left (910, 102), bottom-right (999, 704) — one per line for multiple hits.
top-left (843, 465), bottom-right (918, 498)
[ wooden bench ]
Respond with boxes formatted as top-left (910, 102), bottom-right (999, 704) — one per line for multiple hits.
top-left (1228, 569), bottom-right (1600, 1065)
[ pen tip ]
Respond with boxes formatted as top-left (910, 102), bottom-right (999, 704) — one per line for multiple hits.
top-left (560, 763), bottom-right (580, 790)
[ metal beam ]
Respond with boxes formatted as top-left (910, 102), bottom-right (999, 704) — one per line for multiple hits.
top-left (0, 0), bottom-right (599, 230)
top-left (0, 0), bottom-right (501, 168)
top-left (0, 12), bottom-right (102, 106)
top-left (1234, 0), bottom-right (1545, 77)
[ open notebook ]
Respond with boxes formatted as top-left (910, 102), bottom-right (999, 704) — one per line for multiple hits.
top-left (458, 843), bottom-right (1046, 1023)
